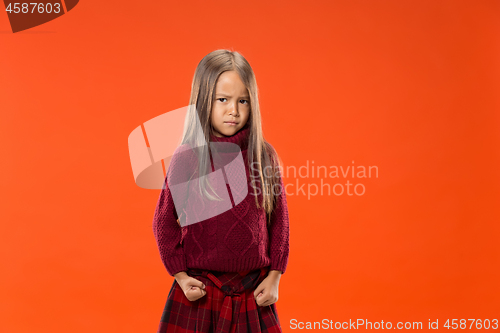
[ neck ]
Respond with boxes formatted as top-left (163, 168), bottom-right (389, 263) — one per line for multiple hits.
top-left (210, 123), bottom-right (250, 150)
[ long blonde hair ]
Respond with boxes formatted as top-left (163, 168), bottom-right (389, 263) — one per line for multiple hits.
top-left (179, 49), bottom-right (282, 227)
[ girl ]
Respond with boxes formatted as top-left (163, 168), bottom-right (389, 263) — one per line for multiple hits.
top-left (152, 49), bottom-right (290, 333)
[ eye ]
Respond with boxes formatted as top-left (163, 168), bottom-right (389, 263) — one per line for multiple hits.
top-left (240, 99), bottom-right (249, 105)
top-left (217, 98), bottom-right (227, 102)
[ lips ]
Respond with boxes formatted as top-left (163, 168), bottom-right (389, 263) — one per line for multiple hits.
top-left (224, 121), bottom-right (239, 125)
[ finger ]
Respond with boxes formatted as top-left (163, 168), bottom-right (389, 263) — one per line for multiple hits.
top-left (195, 287), bottom-right (206, 295)
top-left (196, 287), bottom-right (206, 295)
top-left (190, 286), bottom-right (205, 294)
top-left (254, 287), bottom-right (264, 298)
top-left (191, 278), bottom-right (206, 290)
top-left (256, 295), bottom-right (267, 306)
top-left (260, 300), bottom-right (270, 307)
top-left (186, 288), bottom-right (206, 300)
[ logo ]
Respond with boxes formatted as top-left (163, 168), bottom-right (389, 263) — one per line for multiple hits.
top-left (128, 105), bottom-right (249, 227)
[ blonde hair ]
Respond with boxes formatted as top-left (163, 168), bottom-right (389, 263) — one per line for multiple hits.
top-left (179, 49), bottom-right (282, 226)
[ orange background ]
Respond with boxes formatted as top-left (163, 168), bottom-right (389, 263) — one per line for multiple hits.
top-left (1, 0), bottom-right (499, 332)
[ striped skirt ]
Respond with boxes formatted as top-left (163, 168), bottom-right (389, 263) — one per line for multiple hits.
top-left (156, 267), bottom-right (283, 333)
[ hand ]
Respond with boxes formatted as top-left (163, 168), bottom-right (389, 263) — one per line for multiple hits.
top-left (174, 271), bottom-right (206, 302)
top-left (253, 270), bottom-right (281, 307)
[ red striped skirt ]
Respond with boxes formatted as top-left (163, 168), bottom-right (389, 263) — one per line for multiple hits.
top-left (156, 267), bottom-right (283, 333)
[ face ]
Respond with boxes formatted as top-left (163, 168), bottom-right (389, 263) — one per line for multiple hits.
top-left (210, 70), bottom-right (250, 138)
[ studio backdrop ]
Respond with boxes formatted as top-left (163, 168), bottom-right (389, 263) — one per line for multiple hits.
top-left (1, 0), bottom-right (499, 332)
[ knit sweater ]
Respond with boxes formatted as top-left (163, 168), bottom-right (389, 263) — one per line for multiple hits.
top-left (152, 125), bottom-right (290, 277)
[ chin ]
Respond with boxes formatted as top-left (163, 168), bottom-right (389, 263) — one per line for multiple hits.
top-left (222, 131), bottom-right (236, 137)
top-left (222, 126), bottom-right (241, 136)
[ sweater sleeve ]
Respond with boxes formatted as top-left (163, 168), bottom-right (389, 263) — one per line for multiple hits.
top-left (152, 146), bottom-right (192, 277)
top-left (268, 160), bottom-right (290, 275)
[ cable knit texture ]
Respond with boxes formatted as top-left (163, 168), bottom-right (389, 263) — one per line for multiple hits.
top-left (152, 124), bottom-right (290, 277)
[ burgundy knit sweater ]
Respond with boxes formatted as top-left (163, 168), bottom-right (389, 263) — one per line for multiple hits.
top-left (152, 125), bottom-right (290, 277)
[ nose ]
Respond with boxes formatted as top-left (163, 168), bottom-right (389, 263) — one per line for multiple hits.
top-left (228, 103), bottom-right (239, 116)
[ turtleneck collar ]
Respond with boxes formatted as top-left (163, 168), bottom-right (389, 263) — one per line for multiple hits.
top-left (209, 122), bottom-right (250, 151)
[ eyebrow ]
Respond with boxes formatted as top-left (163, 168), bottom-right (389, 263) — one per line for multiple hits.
top-left (216, 94), bottom-right (250, 99)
